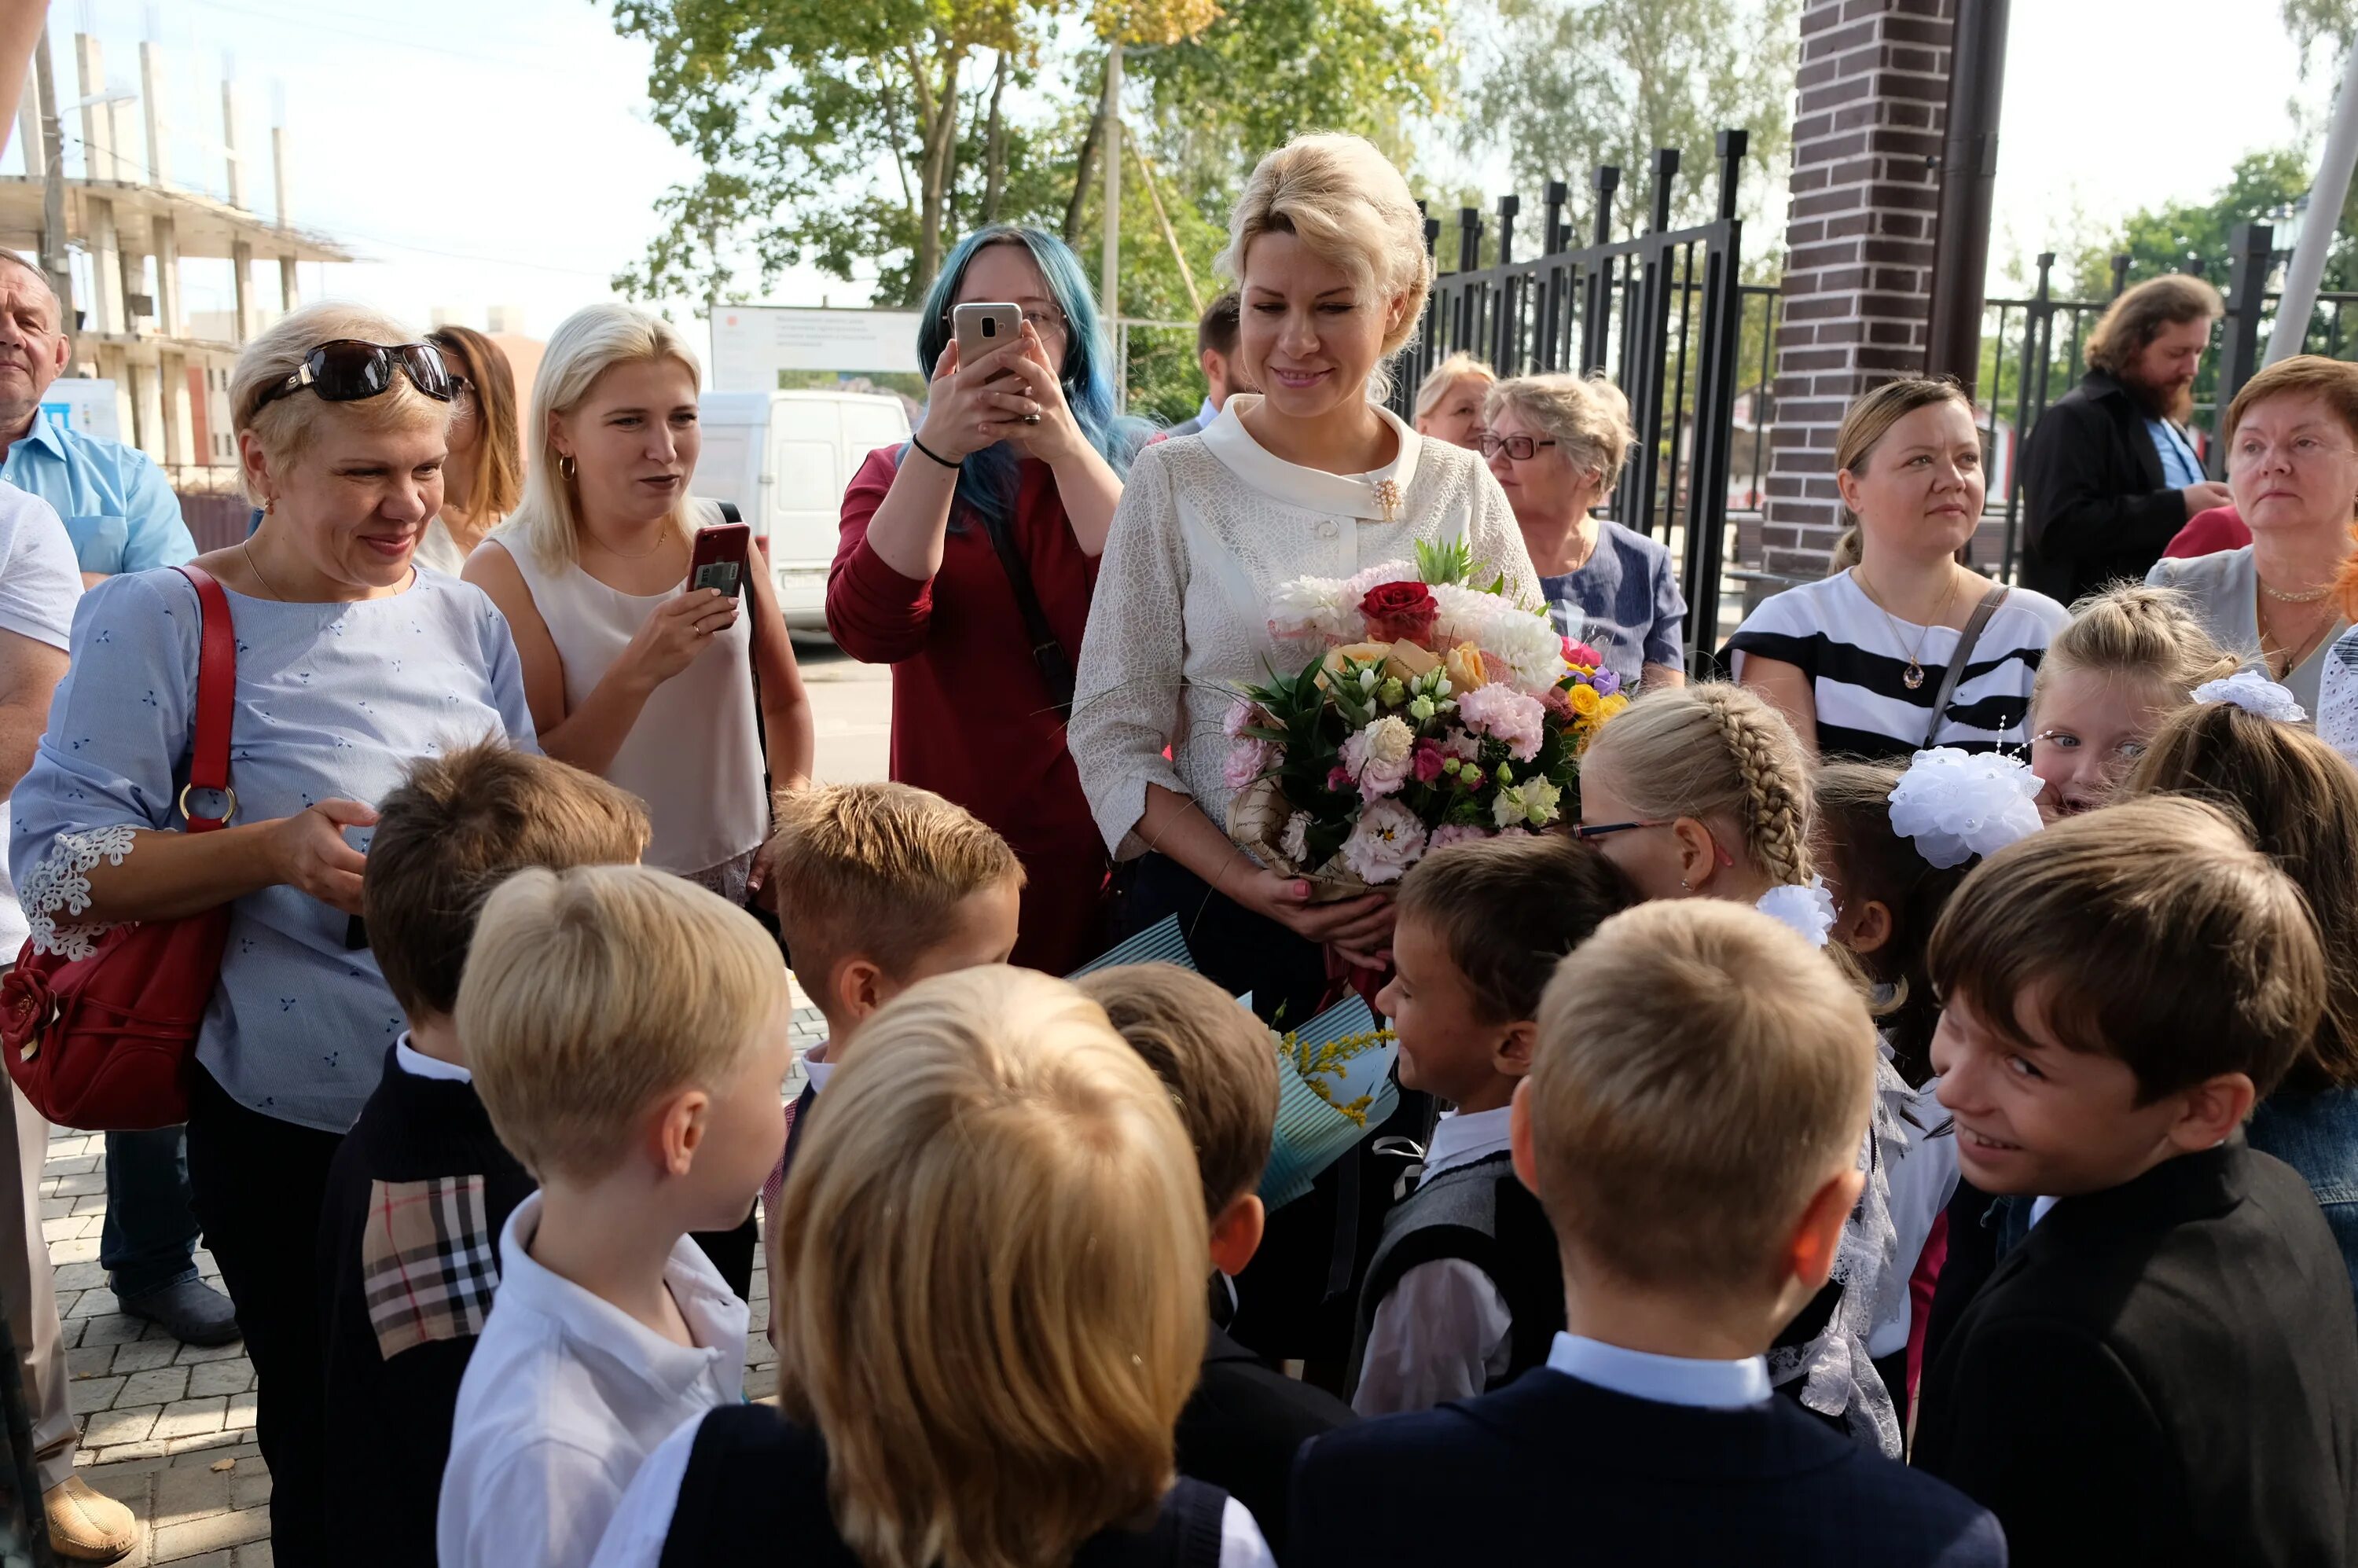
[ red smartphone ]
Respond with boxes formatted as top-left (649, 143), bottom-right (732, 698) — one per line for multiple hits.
top-left (689, 521), bottom-right (752, 599)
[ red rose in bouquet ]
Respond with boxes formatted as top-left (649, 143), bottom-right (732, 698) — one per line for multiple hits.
top-left (1360, 581), bottom-right (1440, 645)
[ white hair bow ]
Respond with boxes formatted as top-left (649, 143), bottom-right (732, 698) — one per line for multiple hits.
top-left (1755, 878), bottom-right (1838, 949)
top-left (1887, 747), bottom-right (2046, 869)
top-left (2192, 670), bottom-right (2308, 725)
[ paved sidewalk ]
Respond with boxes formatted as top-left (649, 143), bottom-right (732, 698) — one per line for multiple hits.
top-left (41, 993), bottom-right (821, 1566)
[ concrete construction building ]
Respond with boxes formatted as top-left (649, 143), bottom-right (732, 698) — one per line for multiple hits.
top-left (0, 24), bottom-right (350, 494)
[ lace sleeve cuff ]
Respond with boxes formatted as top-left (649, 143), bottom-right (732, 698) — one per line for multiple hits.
top-left (20, 825), bottom-right (142, 960)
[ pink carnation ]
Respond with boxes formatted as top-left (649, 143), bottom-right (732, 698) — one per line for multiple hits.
top-left (1455, 683), bottom-right (1547, 762)
top-left (1412, 740), bottom-right (1447, 784)
top-left (1223, 700), bottom-right (1264, 740)
top-left (1341, 716), bottom-right (1416, 800)
top-left (1327, 765), bottom-right (1355, 794)
top-left (1427, 823), bottom-right (1492, 850)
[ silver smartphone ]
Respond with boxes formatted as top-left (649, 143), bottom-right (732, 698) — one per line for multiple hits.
top-left (952, 301), bottom-right (1022, 384)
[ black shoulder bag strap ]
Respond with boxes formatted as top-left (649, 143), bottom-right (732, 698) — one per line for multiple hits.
top-left (981, 509), bottom-right (1077, 720)
top-left (1923, 582), bottom-right (2011, 748)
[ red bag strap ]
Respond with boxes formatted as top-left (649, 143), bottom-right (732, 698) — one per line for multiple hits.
top-left (174, 564), bottom-right (237, 834)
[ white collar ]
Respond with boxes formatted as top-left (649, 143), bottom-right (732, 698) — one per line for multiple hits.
top-left (395, 1033), bottom-right (472, 1084)
top-left (493, 1192), bottom-right (744, 1396)
top-left (2029, 1194), bottom-right (2060, 1228)
top-left (1424, 1105), bottom-right (1513, 1179)
top-left (1199, 393), bottom-right (1423, 520)
top-left (1546, 1332), bottom-right (1772, 1409)
top-left (803, 1039), bottom-right (837, 1095)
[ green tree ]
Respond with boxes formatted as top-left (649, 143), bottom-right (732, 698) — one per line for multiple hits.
top-left (607, 0), bottom-right (1057, 307)
top-left (1467, 0), bottom-right (1798, 235)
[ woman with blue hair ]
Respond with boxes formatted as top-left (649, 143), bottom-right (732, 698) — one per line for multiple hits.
top-left (828, 224), bottom-right (1137, 972)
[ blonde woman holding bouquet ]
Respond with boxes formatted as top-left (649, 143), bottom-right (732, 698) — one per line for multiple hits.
top-left (1071, 130), bottom-right (1540, 1390)
top-left (1071, 132), bottom-right (1540, 1025)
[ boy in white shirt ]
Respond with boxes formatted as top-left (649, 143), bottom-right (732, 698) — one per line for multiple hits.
top-left (1349, 835), bottom-right (1634, 1413)
top-left (437, 865), bottom-right (794, 1568)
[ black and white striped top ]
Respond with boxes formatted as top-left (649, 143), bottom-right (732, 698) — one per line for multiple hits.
top-left (1728, 572), bottom-right (2072, 761)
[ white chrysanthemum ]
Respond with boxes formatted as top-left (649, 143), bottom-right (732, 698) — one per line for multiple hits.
top-left (1886, 747), bottom-right (2045, 869)
top-left (2192, 670), bottom-right (2308, 725)
top-left (1427, 582), bottom-right (1564, 691)
top-left (1265, 575), bottom-right (1352, 641)
top-left (1756, 878), bottom-right (1838, 949)
top-left (1339, 798), bottom-right (1427, 884)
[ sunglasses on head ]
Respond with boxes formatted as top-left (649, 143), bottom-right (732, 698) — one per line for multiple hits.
top-left (253, 340), bottom-right (455, 412)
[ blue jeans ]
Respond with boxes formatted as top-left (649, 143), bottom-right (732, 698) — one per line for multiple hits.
top-left (2248, 1089), bottom-right (2358, 1295)
top-left (101, 1125), bottom-right (201, 1300)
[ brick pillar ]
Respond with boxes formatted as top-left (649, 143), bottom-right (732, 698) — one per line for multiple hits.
top-left (1754, 0), bottom-right (1953, 592)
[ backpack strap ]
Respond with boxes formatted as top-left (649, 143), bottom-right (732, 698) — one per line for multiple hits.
top-left (174, 564), bottom-right (237, 834)
top-left (980, 506), bottom-right (1078, 721)
top-left (1921, 582), bottom-right (2009, 749)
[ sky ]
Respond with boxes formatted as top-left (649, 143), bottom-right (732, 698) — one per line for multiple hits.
top-left (15, 0), bottom-right (2337, 357)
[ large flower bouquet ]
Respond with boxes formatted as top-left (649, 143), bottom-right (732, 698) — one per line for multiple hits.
top-left (1223, 540), bottom-right (1631, 892)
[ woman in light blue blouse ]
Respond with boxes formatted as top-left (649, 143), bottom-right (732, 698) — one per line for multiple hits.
top-left (1482, 373), bottom-right (1688, 695)
top-left (7, 301), bottom-right (534, 1561)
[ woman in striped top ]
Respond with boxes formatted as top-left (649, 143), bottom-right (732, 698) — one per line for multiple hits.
top-left (1731, 380), bottom-right (2069, 760)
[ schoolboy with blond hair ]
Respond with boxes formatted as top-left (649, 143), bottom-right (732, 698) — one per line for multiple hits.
top-left (439, 866), bottom-right (793, 1568)
top-left (1915, 797), bottom-right (2358, 1566)
top-left (755, 780), bottom-right (1023, 1326)
top-left (588, 966), bottom-right (1277, 1568)
top-left (1290, 901), bottom-right (2003, 1567)
top-left (1350, 835), bottom-right (1635, 1416)
top-left (1078, 963), bottom-right (1354, 1551)
top-left (321, 741), bottom-right (649, 1568)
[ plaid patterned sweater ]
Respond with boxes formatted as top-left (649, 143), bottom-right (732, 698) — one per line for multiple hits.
top-left (318, 1045), bottom-right (537, 1568)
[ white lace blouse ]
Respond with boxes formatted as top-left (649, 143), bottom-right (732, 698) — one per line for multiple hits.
top-left (1069, 396), bottom-right (1543, 858)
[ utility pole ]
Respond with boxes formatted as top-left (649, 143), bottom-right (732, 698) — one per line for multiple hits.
top-left (1923, 0), bottom-right (2010, 395)
top-left (32, 25), bottom-right (72, 328)
top-left (2270, 39), bottom-right (2358, 367)
top-left (1100, 39), bottom-right (1121, 332)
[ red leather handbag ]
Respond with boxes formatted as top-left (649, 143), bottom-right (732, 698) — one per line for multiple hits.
top-left (2, 564), bottom-right (237, 1130)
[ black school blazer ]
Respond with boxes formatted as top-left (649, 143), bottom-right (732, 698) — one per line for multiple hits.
top-left (1915, 1142), bottom-right (2358, 1568)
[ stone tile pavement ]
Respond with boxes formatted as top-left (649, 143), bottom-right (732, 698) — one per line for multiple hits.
top-left (41, 991), bottom-right (825, 1565)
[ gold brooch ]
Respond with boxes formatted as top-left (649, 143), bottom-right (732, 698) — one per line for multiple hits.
top-left (1371, 478), bottom-right (1401, 523)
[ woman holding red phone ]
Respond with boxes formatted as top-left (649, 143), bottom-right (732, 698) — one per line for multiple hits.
top-left (467, 303), bottom-right (814, 905)
top-left (829, 225), bottom-right (1140, 973)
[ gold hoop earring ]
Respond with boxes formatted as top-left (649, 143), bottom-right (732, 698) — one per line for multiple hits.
top-left (557, 454), bottom-right (577, 481)
top-left (263, 496), bottom-right (275, 516)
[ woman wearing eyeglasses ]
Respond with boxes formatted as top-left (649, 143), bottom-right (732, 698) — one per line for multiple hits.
top-left (415, 325), bottom-right (523, 573)
top-left (2158, 355), bottom-right (2358, 725)
top-left (828, 225), bottom-right (1137, 975)
top-left (466, 303), bottom-right (814, 905)
top-left (1482, 373), bottom-right (1687, 695)
top-left (6, 302), bottom-right (537, 1560)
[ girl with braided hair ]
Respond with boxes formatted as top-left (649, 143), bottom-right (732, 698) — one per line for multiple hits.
top-left (1573, 681), bottom-right (1906, 1456)
top-left (1570, 681), bottom-right (1817, 905)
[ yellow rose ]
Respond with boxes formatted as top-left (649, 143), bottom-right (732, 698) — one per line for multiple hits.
top-left (1317, 642), bottom-right (1396, 691)
top-left (1566, 683), bottom-right (1603, 718)
top-left (1383, 639), bottom-right (1441, 683)
top-left (1442, 642), bottom-right (1486, 692)
top-left (1599, 693), bottom-right (1630, 718)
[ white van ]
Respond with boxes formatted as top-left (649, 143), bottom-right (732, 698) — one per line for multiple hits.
top-left (692, 389), bottom-right (913, 633)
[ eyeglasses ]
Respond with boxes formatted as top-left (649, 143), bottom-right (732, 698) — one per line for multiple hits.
top-left (1478, 432), bottom-right (1558, 461)
top-left (1571, 819), bottom-right (1738, 867)
top-left (253, 340), bottom-right (455, 413)
top-left (937, 306), bottom-right (1071, 337)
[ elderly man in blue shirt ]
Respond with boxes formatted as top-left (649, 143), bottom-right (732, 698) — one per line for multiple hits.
top-left (0, 252), bottom-right (231, 1352)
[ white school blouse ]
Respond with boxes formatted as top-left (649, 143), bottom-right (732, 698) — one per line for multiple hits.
top-left (1069, 396), bottom-right (1544, 858)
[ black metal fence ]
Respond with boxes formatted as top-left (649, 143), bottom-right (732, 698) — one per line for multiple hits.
top-left (1385, 130), bottom-right (1756, 673)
